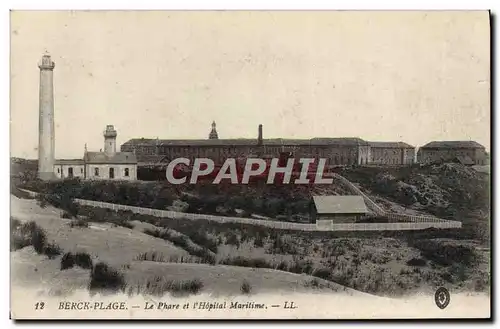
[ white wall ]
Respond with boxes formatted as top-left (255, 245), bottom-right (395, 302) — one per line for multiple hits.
top-left (54, 164), bottom-right (85, 179)
top-left (85, 164), bottom-right (137, 180)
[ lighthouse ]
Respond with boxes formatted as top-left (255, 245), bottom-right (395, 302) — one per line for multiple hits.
top-left (37, 53), bottom-right (56, 180)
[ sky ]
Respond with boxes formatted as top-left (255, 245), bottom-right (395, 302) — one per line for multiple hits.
top-left (10, 10), bottom-right (491, 159)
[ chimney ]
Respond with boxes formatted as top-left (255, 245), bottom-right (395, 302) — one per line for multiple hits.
top-left (258, 124), bottom-right (263, 146)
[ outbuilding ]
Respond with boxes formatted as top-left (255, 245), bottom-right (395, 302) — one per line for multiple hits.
top-left (310, 195), bottom-right (370, 224)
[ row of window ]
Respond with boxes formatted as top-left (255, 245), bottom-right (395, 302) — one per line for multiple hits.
top-left (93, 167), bottom-right (130, 178)
top-left (57, 167), bottom-right (130, 178)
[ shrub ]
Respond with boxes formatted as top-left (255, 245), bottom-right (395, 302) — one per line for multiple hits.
top-left (313, 268), bottom-right (332, 280)
top-left (411, 240), bottom-right (478, 267)
top-left (118, 221), bottom-right (135, 229)
top-left (10, 219), bottom-right (31, 251)
top-left (136, 251), bottom-right (165, 263)
top-left (187, 231), bottom-right (218, 253)
top-left (225, 232), bottom-right (240, 247)
top-left (69, 219), bottom-right (90, 228)
top-left (61, 212), bottom-right (73, 219)
top-left (266, 236), bottom-right (299, 255)
top-left (143, 228), bottom-right (162, 238)
top-left (158, 230), bottom-right (216, 265)
top-left (305, 279), bottom-right (320, 288)
top-left (406, 258), bottom-right (427, 267)
top-left (44, 243), bottom-right (62, 259)
top-left (276, 261), bottom-right (288, 271)
top-left (241, 280), bottom-right (252, 294)
top-left (11, 217), bottom-right (22, 230)
top-left (75, 252), bottom-right (93, 269)
top-left (253, 234), bottom-right (265, 248)
top-left (130, 276), bottom-right (204, 297)
top-left (42, 193), bottom-right (80, 217)
top-left (61, 252), bottom-right (75, 270)
top-left (35, 194), bottom-right (48, 208)
top-left (220, 256), bottom-right (271, 269)
top-left (11, 220), bottom-right (62, 258)
top-left (288, 260), bottom-right (314, 275)
top-left (89, 262), bottom-right (126, 293)
top-left (31, 225), bottom-right (47, 254)
top-left (62, 252), bottom-right (93, 270)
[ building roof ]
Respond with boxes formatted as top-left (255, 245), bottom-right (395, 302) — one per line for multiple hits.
top-left (84, 152), bottom-right (137, 164)
top-left (122, 137), bottom-right (369, 147)
top-left (312, 195), bottom-right (369, 214)
top-left (369, 141), bottom-right (415, 149)
top-left (421, 141), bottom-right (485, 149)
top-left (136, 155), bottom-right (169, 164)
top-left (55, 159), bottom-right (85, 165)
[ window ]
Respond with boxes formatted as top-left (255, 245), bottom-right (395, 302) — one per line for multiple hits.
top-left (109, 168), bottom-right (115, 179)
top-left (57, 168), bottom-right (60, 173)
top-left (94, 168), bottom-right (99, 176)
top-left (81, 168), bottom-right (83, 173)
top-left (68, 167), bottom-right (74, 178)
top-left (125, 168), bottom-right (129, 177)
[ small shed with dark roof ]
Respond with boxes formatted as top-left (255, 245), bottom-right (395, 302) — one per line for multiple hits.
top-left (310, 195), bottom-right (370, 223)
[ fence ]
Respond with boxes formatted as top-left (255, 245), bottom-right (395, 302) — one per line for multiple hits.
top-left (18, 188), bottom-right (462, 231)
top-left (75, 198), bottom-right (317, 230)
top-left (317, 220), bottom-right (462, 231)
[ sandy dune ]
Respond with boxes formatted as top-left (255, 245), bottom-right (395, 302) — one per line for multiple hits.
top-left (10, 195), bottom-right (366, 298)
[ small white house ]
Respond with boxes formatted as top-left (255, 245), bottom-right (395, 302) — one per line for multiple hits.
top-left (53, 125), bottom-right (138, 180)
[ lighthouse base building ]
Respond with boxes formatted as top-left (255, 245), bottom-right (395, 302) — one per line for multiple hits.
top-left (53, 125), bottom-right (138, 181)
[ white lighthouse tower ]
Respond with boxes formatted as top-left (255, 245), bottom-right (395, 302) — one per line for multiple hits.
top-left (37, 53), bottom-right (56, 180)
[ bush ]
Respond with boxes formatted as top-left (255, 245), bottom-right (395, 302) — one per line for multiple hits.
top-left (266, 236), bottom-right (299, 255)
top-left (220, 256), bottom-right (271, 269)
top-left (118, 221), bottom-right (135, 229)
top-left (89, 262), bottom-right (126, 293)
top-left (187, 231), bottom-right (218, 253)
top-left (41, 193), bottom-right (80, 217)
top-left (136, 251), bottom-right (165, 263)
top-left (406, 257), bottom-right (427, 267)
top-left (62, 252), bottom-right (93, 269)
top-left (313, 268), bottom-right (332, 280)
top-left (241, 280), bottom-right (252, 294)
top-left (69, 219), bottom-right (89, 228)
top-left (10, 219), bottom-right (31, 251)
top-left (143, 228), bottom-right (162, 238)
top-left (305, 279), bottom-right (321, 288)
top-left (276, 261), bottom-right (288, 271)
top-left (61, 252), bottom-right (75, 270)
top-left (158, 230), bottom-right (216, 265)
top-left (61, 212), bottom-right (73, 219)
top-left (411, 240), bottom-right (478, 267)
top-left (225, 232), bottom-right (240, 247)
top-left (44, 243), bottom-right (62, 259)
top-left (10, 220), bottom-right (66, 259)
top-left (31, 225), bottom-right (47, 254)
top-left (253, 234), bottom-right (264, 248)
top-left (133, 277), bottom-right (203, 297)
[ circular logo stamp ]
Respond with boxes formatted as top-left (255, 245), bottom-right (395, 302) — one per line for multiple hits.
top-left (434, 287), bottom-right (450, 309)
